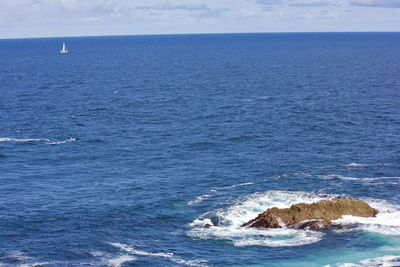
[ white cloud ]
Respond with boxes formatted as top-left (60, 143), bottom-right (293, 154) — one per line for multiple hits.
top-left (289, 1), bottom-right (337, 7)
top-left (350, 0), bottom-right (400, 8)
top-left (0, 0), bottom-right (399, 38)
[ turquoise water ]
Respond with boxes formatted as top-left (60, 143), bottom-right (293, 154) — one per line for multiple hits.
top-left (0, 33), bottom-right (399, 266)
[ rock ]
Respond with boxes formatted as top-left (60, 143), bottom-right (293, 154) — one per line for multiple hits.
top-left (242, 198), bottom-right (377, 229)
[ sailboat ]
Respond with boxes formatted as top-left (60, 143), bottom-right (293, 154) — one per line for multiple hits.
top-left (60, 42), bottom-right (68, 54)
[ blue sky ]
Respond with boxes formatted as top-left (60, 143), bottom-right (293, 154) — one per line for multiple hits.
top-left (0, 0), bottom-right (399, 38)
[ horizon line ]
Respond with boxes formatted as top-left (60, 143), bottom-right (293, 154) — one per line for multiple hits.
top-left (1, 30), bottom-right (399, 40)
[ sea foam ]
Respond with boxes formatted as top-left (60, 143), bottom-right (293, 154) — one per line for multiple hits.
top-left (187, 181), bottom-right (257, 205)
top-left (0, 137), bottom-right (48, 142)
top-left (346, 163), bottom-right (390, 167)
top-left (188, 191), bottom-right (400, 247)
top-left (109, 242), bottom-right (207, 266)
top-left (105, 255), bottom-right (136, 267)
top-left (0, 137), bottom-right (76, 145)
top-left (44, 137), bottom-right (76, 145)
top-left (332, 255), bottom-right (400, 267)
top-left (187, 190), bottom-right (331, 247)
top-left (0, 252), bottom-right (56, 267)
top-left (320, 174), bottom-right (400, 185)
top-left (334, 198), bottom-right (400, 236)
top-left (188, 194), bottom-right (215, 205)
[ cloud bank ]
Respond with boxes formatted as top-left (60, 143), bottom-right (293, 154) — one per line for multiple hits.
top-left (0, 0), bottom-right (399, 38)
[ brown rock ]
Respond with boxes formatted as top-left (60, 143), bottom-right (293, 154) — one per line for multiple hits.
top-left (242, 198), bottom-right (377, 229)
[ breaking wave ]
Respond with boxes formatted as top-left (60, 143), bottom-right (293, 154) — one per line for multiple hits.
top-left (187, 191), bottom-right (400, 247)
top-left (187, 191), bottom-right (332, 247)
top-left (334, 198), bottom-right (400, 236)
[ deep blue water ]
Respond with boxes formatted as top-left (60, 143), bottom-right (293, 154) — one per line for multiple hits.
top-left (0, 33), bottom-right (400, 266)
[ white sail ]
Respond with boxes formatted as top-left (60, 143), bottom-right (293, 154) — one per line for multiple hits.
top-left (60, 42), bottom-right (68, 53)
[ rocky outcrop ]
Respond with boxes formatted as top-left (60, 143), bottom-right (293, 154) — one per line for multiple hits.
top-left (242, 198), bottom-right (377, 229)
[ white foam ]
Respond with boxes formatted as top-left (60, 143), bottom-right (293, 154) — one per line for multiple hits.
top-left (336, 255), bottom-right (400, 267)
top-left (187, 191), bottom-right (333, 247)
top-left (19, 262), bottom-right (55, 267)
top-left (188, 194), bottom-right (214, 205)
top-left (106, 255), bottom-right (136, 267)
top-left (189, 218), bottom-right (214, 227)
top-left (110, 242), bottom-right (173, 258)
top-left (335, 215), bottom-right (400, 236)
top-left (224, 182), bottom-right (255, 189)
top-left (0, 137), bottom-right (49, 142)
top-left (217, 190), bottom-right (335, 227)
top-left (188, 182), bottom-right (255, 205)
top-left (0, 137), bottom-right (76, 145)
top-left (188, 226), bottom-right (323, 247)
top-left (45, 137), bottom-right (76, 145)
top-left (320, 174), bottom-right (400, 183)
top-left (333, 198), bottom-right (400, 236)
top-left (188, 191), bottom-right (400, 246)
top-left (89, 251), bottom-right (104, 257)
top-left (0, 252), bottom-right (57, 267)
top-left (170, 258), bottom-right (208, 266)
top-left (109, 242), bottom-right (207, 266)
top-left (346, 163), bottom-right (367, 167)
top-left (8, 251), bottom-right (33, 261)
top-left (346, 163), bottom-right (390, 167)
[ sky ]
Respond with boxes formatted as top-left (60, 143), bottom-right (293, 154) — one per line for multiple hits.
top-left (0, 0), bottom-right (399, 39)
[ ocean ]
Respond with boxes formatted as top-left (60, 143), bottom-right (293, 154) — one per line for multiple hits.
top-left (0, 33), bottom-right (399, 266)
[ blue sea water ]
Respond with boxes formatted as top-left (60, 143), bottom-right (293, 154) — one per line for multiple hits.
top-left (0, 33), bottom-right (400, 266)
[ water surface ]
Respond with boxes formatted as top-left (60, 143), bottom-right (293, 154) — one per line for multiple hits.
top-left (0, 33), bottom-right (399, 266)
